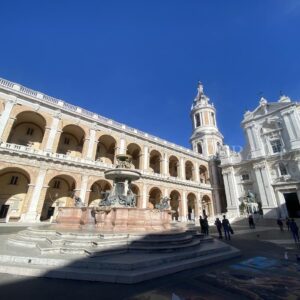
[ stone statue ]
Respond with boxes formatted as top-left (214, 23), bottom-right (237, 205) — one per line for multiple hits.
top-left (74, 195), bottom-right (84, 207)
top-left (155, 197), bottom-right (170, 210)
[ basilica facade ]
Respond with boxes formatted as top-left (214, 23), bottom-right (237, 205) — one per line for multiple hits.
top-left (0, 78), bottom-right (225, 223)
top-left (220, 95), bottom-right (300, 219)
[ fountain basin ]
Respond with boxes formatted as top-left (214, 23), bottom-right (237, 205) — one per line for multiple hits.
top-left (104, 169), bottom-right (141, 181)
top-left (55, 207), bottom-right (172, 232)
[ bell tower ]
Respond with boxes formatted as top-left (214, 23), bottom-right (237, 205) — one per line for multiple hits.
top-left (190, 82), bottom-right (223, 157)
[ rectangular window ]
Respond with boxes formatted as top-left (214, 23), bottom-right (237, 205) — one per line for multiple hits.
top-left (26, 128), bottom-right (34, 136)
top-left (270, 139), bottom-right (282, 153)
top-left (9, 176), bottom-right (18, 185)
top-left (241, 174), bottom-right (249, 181)
top-left (279, 164), bottom-right (288, 176)
top-left (53, 180), bottom-right (61, 189)
top-left (64, 137), bottom-right (70, 145)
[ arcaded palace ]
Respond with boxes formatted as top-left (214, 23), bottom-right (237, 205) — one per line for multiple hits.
top-left (220, 95), bottom-right (300, 219)
top-left (0, 77), bottom-right (226, 223)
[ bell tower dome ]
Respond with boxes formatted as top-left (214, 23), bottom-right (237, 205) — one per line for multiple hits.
top-left (190, 82), bottom-right (223, 157)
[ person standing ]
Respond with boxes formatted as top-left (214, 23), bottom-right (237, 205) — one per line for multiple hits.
top-left (215, 218), bottom-right (223, 239)
top-left (203, 216), bottom-right (209, 235)
top-left (289, 219), bottom-right (299, 243)
top-left (248, 214), bottom-right (255, 229)
top-left (199, 216), bottom-right (205, 234)
top-left (222, 215), bottom-right (231, 240)
top-left (277, 218), bottom-right (284, 231)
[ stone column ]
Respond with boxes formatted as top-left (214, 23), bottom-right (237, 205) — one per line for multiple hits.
top-left (142, 184), bottom-right (148, 208)
top-left (222, 168), bottom-right (239, 216)
top-left (85, 129), bottom-right (96, 160)
top-left (194, 192), bottom-right (201, 225)
top-left (44, 115), bottom-right (61, 152)
top-left (162, 153), bottom-right (169, 176)
top-left (79, 174), bottom-right (89, 203)
top-left (195, 162), bottom-right (200, 183)
top-left (254, 162), bottom-right (277, 217)
top-left (118, 136), bottom-right (126, 155)
top-left (181, 191), bottom-right (188, 222)
top-left (0, 98), bottom-right (16, 141)
top-left (85, 190), bottom-right (91, 206)
top-left (143, 145), bottom-right (149, 171)
top-left (22, 168), bottom-right (47, 222)
top-left (163, 187), bottom-right (169, 198)
top-left (180, 157), bottom-right (185, 180)
top-left (1, 116), bottom-right (16, 143)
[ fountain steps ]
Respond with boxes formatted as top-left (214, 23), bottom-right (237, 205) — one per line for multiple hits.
top-left (7, 228), bottom-right (212, 255)
top-left (0, 240), bottom-right (240, 283)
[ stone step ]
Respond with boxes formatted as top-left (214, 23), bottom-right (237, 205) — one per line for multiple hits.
top-left (0, 246), bottom-right (240, 284)
top-left (128, 238), bottom-right (201, 253)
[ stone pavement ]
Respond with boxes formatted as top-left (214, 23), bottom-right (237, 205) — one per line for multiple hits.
top-left (0, 219), bottom-right (299, 299)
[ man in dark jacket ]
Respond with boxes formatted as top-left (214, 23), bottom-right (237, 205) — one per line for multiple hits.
top-left (215, 218), bottom-right (222, 239)
top-left (290, 219), bottom-right (299, 243)
top-left (222, 215), bottom-right (231, 240)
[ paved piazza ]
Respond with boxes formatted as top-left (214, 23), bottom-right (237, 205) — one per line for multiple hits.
top-left (0, 219), bottom-right (299, 300)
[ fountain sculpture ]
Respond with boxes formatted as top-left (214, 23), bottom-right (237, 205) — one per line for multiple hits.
top-left (56, 154), bottom-right (172, 232)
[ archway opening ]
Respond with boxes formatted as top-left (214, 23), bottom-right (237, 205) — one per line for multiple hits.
top-left (127, 143), bottom-right (141, 169)
top-left (57, 125), bottom-right (85, 157)
top-left (148, 187), bottom-right (162, 208)
top-left (202, 195), bottom-right (212, 217)
top-left (169, 156), bottom-right (179, 177)
top-left (200, 166), bottom-right (209, 184)
top-left (187, 193), bottom-right (196, 221)
top-left (40, 175), bottom-right (76, 221)
top-left (96, 135), bottom-right (116, 164)
top-left (88, 180), bottom-right (112, 206)
top-left (7, 111), bottom-right (46, 149)
top-left (170, 190), bottom-right (180, 221)
top-left (149, 150), bottom-right (161, 174)
top-left (185, 161), bottom-right (194, 181)
top-left (0, 168), bottom-right (30, 220)
top-left (131, 184), bottom-right (140, 207)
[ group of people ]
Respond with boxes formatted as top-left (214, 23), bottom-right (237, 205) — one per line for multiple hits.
top-left (214, 215), bottom-right (233, 240)
top-left (199, 215), bottom-right (233, 240)
top-left (277, 217), bottom-right (299, 243)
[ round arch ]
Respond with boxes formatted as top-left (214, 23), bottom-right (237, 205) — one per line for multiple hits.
top-left (202, 195), bottom-right (212, 217)
top-left (7, 111), bottom-right (47, 149)
top-left (96, 135), bottom-right (116, 164)
top-left (127, 143), bottom-right (142, 169)
top-left (131, 183), bottom-right (140, 208)
top-left (148, 187), bottom-right (162, 208)
top-left (169, 155), bottom-right (179, 177)
top-left (40, 174), bottom-right (77, 221)
top-left (88, 179), bottom-right (112, 206)
top-left (185, 161), bottom-right (195, 181)
top-left (149, 150), bottom-right (162, 174)
top-left (187, 193), bottom-right (197, 221)
top-left (200, 165), bottom-right (209, 184)
top-left (169, 190), bottom-right (181, 221)
top-left (0, 167), bottom-right (31, 220)
top-left (56, 124), bottom-right (85, 157)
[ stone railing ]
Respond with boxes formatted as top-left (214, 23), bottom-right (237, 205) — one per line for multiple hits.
top-left (0, 77), bottom-right (206, 161)
top-left (0, 142), bottom-right (211, 189)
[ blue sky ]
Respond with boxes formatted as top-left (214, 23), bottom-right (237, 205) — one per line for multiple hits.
top-left (1, 0), bottom-right (300, 149)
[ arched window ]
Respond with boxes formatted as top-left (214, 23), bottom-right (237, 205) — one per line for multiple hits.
top-left (197, 143), bottom-right (203, 154)
top-left (195, 113), bottom-right (201, 127)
